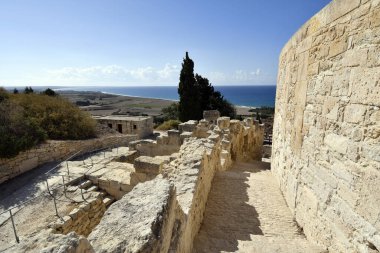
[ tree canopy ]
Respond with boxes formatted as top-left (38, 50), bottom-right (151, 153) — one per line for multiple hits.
top-left (42, 88), bottom-right (57, 96)
top-left (178, 52), bottom-right (201, 122)
top-left (24, 86), bottom-right (34, 94)
top-left (178, 52), bottom-right (236, 121)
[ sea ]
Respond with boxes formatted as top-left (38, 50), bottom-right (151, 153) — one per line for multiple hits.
top-left (55, 85), bottom-right (276, 107)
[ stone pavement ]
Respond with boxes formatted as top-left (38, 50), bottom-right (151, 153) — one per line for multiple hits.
top-left (193, 161), bottom-right (326, 253)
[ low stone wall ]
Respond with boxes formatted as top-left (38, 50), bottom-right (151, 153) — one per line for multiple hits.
top-left (129, 130), bottom-right (182, 157)
top-left (166, 117), bottom-right (264, 252)
top-left (272, 0), bottom-right (380, 252)
top-left (0, 134), bottom-right (137, 184)
top-left (168, 138), bottom-right (221, 253)
top-left (50, 195), bottom-right (107, 237)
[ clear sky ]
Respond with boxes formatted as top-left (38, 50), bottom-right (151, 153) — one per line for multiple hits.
top-left (0, 0), bottom-right (331, 87)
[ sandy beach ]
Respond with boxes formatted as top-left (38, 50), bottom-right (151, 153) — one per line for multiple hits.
top-left (58, 90), bottom-right (256, 117)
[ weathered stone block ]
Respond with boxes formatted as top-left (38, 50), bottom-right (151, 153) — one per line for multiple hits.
top-left (88, 176), bottom-right (176, 253)
top-left (324, 133), bottom-right (349, 154)
top-left (203, 110), bottom-right (220, 123)
top-left (344, 104), bottom-right (367, 124)
top-left (168, 130), bottom-right (181, 146)
top-left (134, 156), bottom-right (163, 175)
top-left (178, 120), bottom-right (198, 133)
top-left (217, 117), bottom-right (230, 130)
top-left (180, 132), bottom-right (193, 142)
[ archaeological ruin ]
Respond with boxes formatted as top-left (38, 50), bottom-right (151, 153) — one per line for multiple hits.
top-left (0, 0), bottom-right (379, 252)
top-left (0, 113), bottom-right (266, 252)
top-left (94, 115), bottom-right (154, 138)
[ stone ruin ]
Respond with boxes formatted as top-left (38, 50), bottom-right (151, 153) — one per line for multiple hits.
top-left (3, 1), bottom-right (379, 252)
top-left (7, 112), bottom-right (264, 252)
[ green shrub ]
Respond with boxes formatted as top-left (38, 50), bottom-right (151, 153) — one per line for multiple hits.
top-left (0, 87), bottom-right (9, 102)
top-left (41, 88), bottom-right (57, 96)
top-left (156, 120), bottom-right (181, 131)
top-left (162, 102), bottom-right (179, 120)
top-left (12, 94), bottom-right (97, 140)
top-left (0, 100), bottom-right (47, 158)
top-left (0, 89), bottom-right (97, 158)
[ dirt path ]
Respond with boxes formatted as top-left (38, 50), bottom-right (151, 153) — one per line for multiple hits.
top-left (193, 161), bottom-right (326, 253)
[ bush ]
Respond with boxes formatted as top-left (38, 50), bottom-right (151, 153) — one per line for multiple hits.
top-left (0, 89), bottom-right (97, 158)
top-left (12, 94), bottom-right (97, 140)
top-left (0, 100), bottom-right (47, 158)
top-left (156, 120), bottom-right (181, 131)
top-left (76, 100), bottom-right (91, 106)
top-left (42, 88), bottom-right (57, 96)
top-left (162, 102), bottom-right (179, 120)
top-left (0, 87), bottom-right (9, 102)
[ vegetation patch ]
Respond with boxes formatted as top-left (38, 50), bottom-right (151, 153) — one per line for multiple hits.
top-left (156, 120), bottom-right (181, 130)
top-left (0, 88), bottom-right (97, 158)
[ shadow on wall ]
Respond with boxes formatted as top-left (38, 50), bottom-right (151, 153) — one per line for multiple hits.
top-left (193, 162), bottom-right (271, 252)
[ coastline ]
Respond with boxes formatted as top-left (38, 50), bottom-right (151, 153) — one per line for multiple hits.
top-left (53, 85), bottom-right (276, 108)
top-left (100, 91), bottom-right (180, 103)
top-left (58, 90), bottom-right (257, 117)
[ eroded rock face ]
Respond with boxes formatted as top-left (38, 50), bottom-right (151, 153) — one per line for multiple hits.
top-left (9, 230), bottom-right (94, 253)
top-left (88, 175), bottom-right (176, 253)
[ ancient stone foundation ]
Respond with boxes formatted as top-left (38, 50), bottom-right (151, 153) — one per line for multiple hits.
top-left (272, 0), bottom-right (380, 252)
top-left (7, 114), bottom-right (264, 253)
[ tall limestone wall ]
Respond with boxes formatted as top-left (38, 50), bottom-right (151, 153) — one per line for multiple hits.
top-left (272, 0), bottom-right (380, 252)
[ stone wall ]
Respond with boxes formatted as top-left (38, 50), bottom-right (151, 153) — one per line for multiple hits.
top-left (272, 0), bottom-right (380, 252)
top-left (96, 116), bottom-right (154, 139)
top-left (88, 175), bottom-right (177, 253)
top-left (166, 117), bottom-right (264, 252)
top-left (0, 134), bottom-right (137, 184)
top-left (129, 130), bottom-right (182, 157)
top-left (50, 195), bottom-right (107, 237)
top-left (5, 115), bottom-right (264, 253)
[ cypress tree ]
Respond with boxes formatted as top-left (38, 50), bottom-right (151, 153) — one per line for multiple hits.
top-left (177, 52), bottom-right (236, 121)
top-left (178, 52), bottom-right (201, 121)
top-left (195, 74), bottom-right (214, 115)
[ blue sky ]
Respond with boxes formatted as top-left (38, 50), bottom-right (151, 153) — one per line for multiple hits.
top-left (0, 0), bottom-right (331, 87)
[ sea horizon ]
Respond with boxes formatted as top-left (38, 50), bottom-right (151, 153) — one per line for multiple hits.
top-left (54, 85), bottom-right (277, 107)
top-left (4, 85), bottom-right (277, 107)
